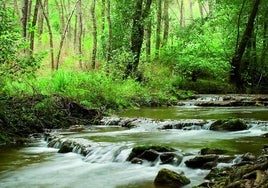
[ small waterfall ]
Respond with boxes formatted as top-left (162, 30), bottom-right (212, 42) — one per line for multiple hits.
top-left (195, 95), bottom-right (224, 102)
top-left (84, 143), bottom-right (132, 163)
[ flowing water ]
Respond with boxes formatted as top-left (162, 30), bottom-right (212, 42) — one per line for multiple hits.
top-left (1, 96), bottom-right (268, 188)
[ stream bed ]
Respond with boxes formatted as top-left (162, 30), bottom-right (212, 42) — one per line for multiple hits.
top-left (1, 95), bottom-right (268, 188)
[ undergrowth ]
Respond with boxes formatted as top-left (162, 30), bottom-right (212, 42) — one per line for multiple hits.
top-left (1, 69), bottom-right (181, 112)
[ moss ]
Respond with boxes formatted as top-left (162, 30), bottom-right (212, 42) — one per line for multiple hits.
top-left (210, 119), bottom-right (247, 131)
top-left (154, 168), bottom-right (190, 187)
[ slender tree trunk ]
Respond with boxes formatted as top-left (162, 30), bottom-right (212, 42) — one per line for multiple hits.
top-left (14, 0), bottom-right (21, 24)
top-left (162, 0), bottom-right (169, 47)
top-left (145, 18), bottom-right (152, 61)
top-left (230, 0), bottom-right (262, 89)
top-left (27, 0), bottom-right (32, 24)
top-left (106, 0), bottom-right (112, 62)
top-left (91, 0), bottom-right (97, 69)
top-left (21, 0), bottom-right (29, 39)
top-left (37, 2), bottom-right (44, 37)
top-left (199, 2), bottom-right (204, 24)
top-left (236, 0), bottom-right (246, 50)
top-left (155, 0), bottom-right (162, 58)
top-left (189, 0), bottom-right (194, 23)
top-left (77, 0), bottom-right (83, 68)
top-left (39, 0), bottom-right (55, 70)
top-left (100, 0), bottom-right (106, 59)
top-left (66, 0), bottom-right (72, 43)
top-left (29, 0), bottom-right (40, 56)
top-left (55, 0), bottom-right (79, 70)
top-left (180, 0), bottom-right (185, 27)
top-left (74, 8), bottom-right (78, 49)
top-left (55, 0), bottom-right (65, 36)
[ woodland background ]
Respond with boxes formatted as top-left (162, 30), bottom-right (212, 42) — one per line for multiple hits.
top-left (0, 0), bottom-right (267, 111)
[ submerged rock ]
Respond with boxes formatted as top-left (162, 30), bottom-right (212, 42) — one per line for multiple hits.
top-left (210, 119), bottom-right (248, 131)
top-left (154, 168), bottom-right (190, 187)
top-left (185, 155), bottom-right (219, 169)
top-left (160, 152), bottom-right (183, 165)
top-left (200, 147), bottom-right (227, 155)
top-left (47, 137), bottom-right (93, 156)
top-left (161, 119), bottom-right (207, 130)
top-left (127, 145), bottom-right (177, 163)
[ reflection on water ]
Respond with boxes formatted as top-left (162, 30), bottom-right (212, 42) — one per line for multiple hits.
top-left (119, 106), bottom-right (268, 120)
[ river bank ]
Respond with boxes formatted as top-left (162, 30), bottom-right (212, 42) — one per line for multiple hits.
top-left (1, 94), bottom-right (268, 144)
top-left (0, 95), bottom-right (102, 144)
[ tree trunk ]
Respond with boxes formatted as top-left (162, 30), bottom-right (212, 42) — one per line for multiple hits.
top-left (162, 0), bottom-right (169, 47)
top-left (100, 0), bottom-right (106, 59)
top-left (106, 0), bottom-right (112, 62)
top-left (91, 0), bottom-right (97, 69)
top-left (125, 0), bottom-right (152, 78)
top-left (199, 2), bottom-right (204, 24)
top-left (145, 18), bottom-right (152, 62)
top-left (29, 0), bottom-right (40, 56)
top-left (230, 0), bottom-right (262, 89)
top-left (21, 0), bottom-right (29, 39)
top-left (155, 0), bottom-right (162, 58)
top-left (14, 0), bottom-right (21, 24)
top-left (179, 0), bottom-right (185, 27)
top-left (39, 0), bottom-right (55, 70)
top-left (55, 0), bottom-right (65, 36)
top-left (77, 0), bottom-right (83, 69)
top-left (189, 0), bottom-right (194, 22)
top-left (37, 2), bottom-right (44, 37)
top-left (27, 0), bottom-right (32, 25)
top-left (66, 0), bottom-right (72, 43)
top-left (74, 8), bottom-right (78, 50)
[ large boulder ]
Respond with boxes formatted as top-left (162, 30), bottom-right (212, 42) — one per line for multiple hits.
top-left (210, 119), bottom-right (247, 131)
top-left (154, 168), bottom-right (190, 187)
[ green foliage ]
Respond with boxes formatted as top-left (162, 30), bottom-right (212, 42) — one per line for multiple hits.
top-left (0, 6), bottom-right (42, 80)
top-left (29, 70), bottom-right (147, 110)
top-left (105, 47), bottom-right (135, 79)
top-left (176, 79), bottom-right (235, 94)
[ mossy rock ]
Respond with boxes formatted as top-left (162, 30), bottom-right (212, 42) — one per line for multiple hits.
top-left (210, 119), bottom-right (247, 131)
top-left (154, 168), bottom-right (190, 187)
top-left (58, 140), bottom-right (74, 153)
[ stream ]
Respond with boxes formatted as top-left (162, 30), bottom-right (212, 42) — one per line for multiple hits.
top-left (1, 95), bottom-right (268, 188)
